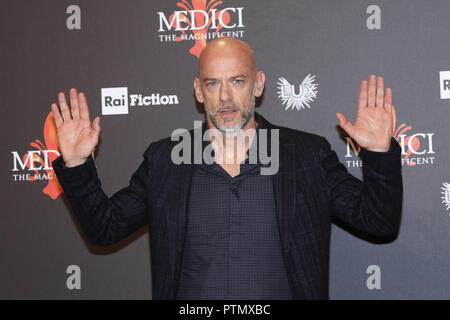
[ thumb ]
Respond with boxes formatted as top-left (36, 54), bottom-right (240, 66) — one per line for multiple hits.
top-left (92, 117), bottom-right (101, 146)
top-left (336, 112), bottom-right (354, 137)
top-left (92, 116), bottom-right (101, 134)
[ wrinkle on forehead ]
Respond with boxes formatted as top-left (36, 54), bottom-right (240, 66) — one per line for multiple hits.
top-left (198, 37), bottom-right (256, 78)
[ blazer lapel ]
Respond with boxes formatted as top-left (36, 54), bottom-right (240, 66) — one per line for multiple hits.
top-left (272, 141), bottom-right (297, 254)
top-left (169, 126), bottom-right (200, 296)
top-left (175, 163), bottom-right (192, 264)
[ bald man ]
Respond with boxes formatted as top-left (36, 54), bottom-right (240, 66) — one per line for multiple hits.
top-left (51, 37), bottom-right (402, 299)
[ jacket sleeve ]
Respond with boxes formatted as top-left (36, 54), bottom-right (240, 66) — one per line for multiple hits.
top-left (52, 146), bottom-right (154, 246)
top-left (320, 137), bottom-right (403, 236)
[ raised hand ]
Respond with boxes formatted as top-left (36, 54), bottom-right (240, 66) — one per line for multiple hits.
top-left (336, 74), bottom-right (393, 152)
top-left (51, 88), bottom-right (101, 167)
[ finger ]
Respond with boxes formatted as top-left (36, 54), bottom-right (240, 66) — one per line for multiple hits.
top-left (376, 76), bottom-right (384, 108)
top-left (390, 104), bottom-right (395, 126)
top-left (384, 88), bottom-right (393, 113)
top-left (69, 88), bottom-right (80, 119)
top-left (367, 74), bottom-right (376, 107)
top-left (358, 80), bottom-right (368, 109)
top-left (51, 103), bottom-right (63, 128)
top-left (58, 92), bottom-right (72, 121)
top-left (78, 92), bottom-right (90, 121)
top-left (336, 112), bottom-right (355, 138)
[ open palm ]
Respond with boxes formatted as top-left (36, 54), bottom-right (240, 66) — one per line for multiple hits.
top-left (51, 88), bottom-right (101, 167)
top-left (336, 74), bottom-right (393, 152)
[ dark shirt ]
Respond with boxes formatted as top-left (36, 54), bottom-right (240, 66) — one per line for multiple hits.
top-left (176, 118), bottom-right (292, 299)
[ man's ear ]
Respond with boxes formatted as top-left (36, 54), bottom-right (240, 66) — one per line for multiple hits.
top-left (254, 71), bottom-right (266, 97)
top-left (194, 77), bottom-right (204, 103)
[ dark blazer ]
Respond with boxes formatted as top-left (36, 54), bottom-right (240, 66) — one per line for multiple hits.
top-left (52, 112), bottom-right (403, 299)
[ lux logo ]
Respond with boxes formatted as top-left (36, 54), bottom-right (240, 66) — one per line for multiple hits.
top-left (277, 74), bottom-right (319, 110)
top-left (279, 81), bottom-right (316, 98)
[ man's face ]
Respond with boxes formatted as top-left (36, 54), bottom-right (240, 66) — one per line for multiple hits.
top-left (194, 45), bottom-right (265, 133)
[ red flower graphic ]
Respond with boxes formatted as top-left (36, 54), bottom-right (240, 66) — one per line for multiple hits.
top-left (22, 112), bottom-right (63, 199)
top-left (170, 0), bottom-right (231, 58)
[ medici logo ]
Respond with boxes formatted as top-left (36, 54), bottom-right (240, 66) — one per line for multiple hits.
top-left (157, 0), bottom-right (245, 58)
top-left (344, 107), bottom-right (436, 168)
top-left (101, 87), bottom-right (179, 115)
top-left (11, 112), bottom-right (63, 199)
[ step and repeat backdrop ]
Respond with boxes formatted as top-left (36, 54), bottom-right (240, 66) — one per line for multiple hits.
top-left (1, 0), bottom-right (449, 299)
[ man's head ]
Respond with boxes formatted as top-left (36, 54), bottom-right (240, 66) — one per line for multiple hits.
top-left (194, 37), bottom-right (265, 133)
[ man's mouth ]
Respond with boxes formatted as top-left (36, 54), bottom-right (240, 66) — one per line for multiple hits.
top-left (218, 108), bottom-right (237, 117)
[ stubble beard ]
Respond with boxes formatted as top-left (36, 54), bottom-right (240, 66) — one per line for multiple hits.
top-left (205, 87), bottom-right (256, 134)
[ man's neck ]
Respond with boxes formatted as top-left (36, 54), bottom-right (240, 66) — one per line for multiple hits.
top-left (207, 116), bottom-right (258, 167)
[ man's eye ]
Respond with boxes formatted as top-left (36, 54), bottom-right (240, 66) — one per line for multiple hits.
top-left (234, 79), bottom-right (243, 84)
top-left (207, 81), bottom-right (216, 86)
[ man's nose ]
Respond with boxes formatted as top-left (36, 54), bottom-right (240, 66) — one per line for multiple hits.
top-left (219, 83), bottom-right (232, 104)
